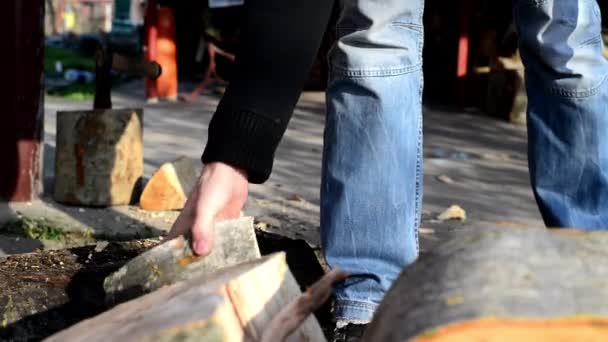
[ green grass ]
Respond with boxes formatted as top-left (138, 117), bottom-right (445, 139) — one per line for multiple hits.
top-left (47, 82), bottom-right (96, 100)
top-left (0, 217), bottom-right (94, 242)
top-left (1, 217), bottom-right (65, 240)
top-left (45, 46), bottom-right (96, 100)
top-left (44, 46), bottom-right (95, 76)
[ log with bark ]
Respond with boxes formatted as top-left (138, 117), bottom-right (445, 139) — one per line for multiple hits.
top-left (46, 253), bottom-right (346, 342)
top-left (364, 227), bottom-right (608, 341)
top-left (104, 217), bottom-right (260, 304)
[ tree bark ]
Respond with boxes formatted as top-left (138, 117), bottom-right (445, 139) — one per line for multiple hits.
top-left (104, 217), bottom-right (260, 304)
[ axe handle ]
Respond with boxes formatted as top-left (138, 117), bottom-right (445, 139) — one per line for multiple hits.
top-left (112, 54), bottom-right (162, 79)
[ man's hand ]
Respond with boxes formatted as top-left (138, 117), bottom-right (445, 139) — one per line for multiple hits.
top-left (166, 162), bottom-right (248, 255)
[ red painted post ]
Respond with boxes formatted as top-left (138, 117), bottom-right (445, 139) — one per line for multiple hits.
top-left (156, 6), bottom-right (178, 101)
top-left (0, 1), bottom-right (44, 201)
top-left (456, 0), bottom-right (472, 108)
top-left (144, 0), bottom-right (159, 102)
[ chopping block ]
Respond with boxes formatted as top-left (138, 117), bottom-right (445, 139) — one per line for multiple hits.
top-left (54, 44), bottom-right (162, 207)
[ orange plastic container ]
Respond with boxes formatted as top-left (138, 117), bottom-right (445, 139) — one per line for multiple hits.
top-left (156, 6), bottom-right (178, 100)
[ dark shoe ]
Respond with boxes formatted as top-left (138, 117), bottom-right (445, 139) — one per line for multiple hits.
top-left (331, 324), bottom-right (367, 342)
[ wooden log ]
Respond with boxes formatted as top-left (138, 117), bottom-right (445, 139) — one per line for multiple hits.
top-left (104, 217), bottom-right (260, 305)
top-left (363, 227), bottom-right (608, 341)
top-left (54, 109), bottom-right (143, 207)
top-left (46, 253), bottom-right (328, 342)
top-left (139, 156), bottom-right (202, 211)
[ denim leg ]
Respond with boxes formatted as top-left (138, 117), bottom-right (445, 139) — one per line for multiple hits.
top-left (514, 0), bottom-right (608, 228)
top-left (321, 0), bottom-right (425, 323)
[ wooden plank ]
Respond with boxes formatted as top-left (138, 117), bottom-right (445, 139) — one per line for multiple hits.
top-left (364, 227), bottom-right (608, 341)
top-left (46, 253), bottom-right (328, 342)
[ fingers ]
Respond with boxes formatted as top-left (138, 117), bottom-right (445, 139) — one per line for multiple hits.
top-left (166, 162), bottom-right (249, 256)
top-left (191, 211), bottom-right (215, 256)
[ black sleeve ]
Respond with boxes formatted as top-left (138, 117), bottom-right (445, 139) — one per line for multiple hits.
top-left (201, 0), bottom-right (335, 184)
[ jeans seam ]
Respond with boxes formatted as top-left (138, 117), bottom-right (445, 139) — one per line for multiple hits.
top-left (334, 299), bottom-right (379, 311)
top-left (338, 23), bottom-right (423, 32)
top-left (330, 63), bottom-right (422, 77)
top-left (391, 22), bottom-right (423, 31)
top-left (413, 6), bottom-right (424, 256)
top-left (543, 73), bottom-right (608, 98)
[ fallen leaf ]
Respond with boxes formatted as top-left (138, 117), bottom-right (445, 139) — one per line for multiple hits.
top-left (419, 228), bottom-right (435, 235)
top-left (287, 194), bottom-right (305, 202)
top-left (437, 205), bottom-right (466, 222)
top-left (445, 296), bottom-right (465, 306)
top-left (436, 175), bottom-right (454, 184)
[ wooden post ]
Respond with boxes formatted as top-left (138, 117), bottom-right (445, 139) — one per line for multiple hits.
top-left (156, 5), bottom-right (178, 101)
top-left (455, 0), bottom-right (472, 109)
top-left (0, 0), bottom-right (44, 201)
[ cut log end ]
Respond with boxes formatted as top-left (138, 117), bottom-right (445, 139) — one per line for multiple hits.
top-left (139, 157), bottom-right (201, 211)
top-left (139, 163), bottom-right (187, 210)
top-left (411, 317), bottom-right (608, 342)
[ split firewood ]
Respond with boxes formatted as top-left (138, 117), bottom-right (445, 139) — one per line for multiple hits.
top-left (54, 109), bottom-right (143, 206)
top-left (261, 269), bottom-right (347, 342)
top-left (363, 227), bottom-right (608, 341)
top-left (139, 156), bottom-right (202, 211)
top-left (46, 253), bottom-right (331, 342)
top-left (104, 217), bottom-right (259, 304)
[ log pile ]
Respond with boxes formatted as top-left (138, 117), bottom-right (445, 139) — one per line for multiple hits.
top-left (45, 253), bottom-right (345, 342)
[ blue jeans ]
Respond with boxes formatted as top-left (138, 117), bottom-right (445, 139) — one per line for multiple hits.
top-left (515, 0), bottom-right (608, 228)
top-left (321, 0), bottom-right (607, 323)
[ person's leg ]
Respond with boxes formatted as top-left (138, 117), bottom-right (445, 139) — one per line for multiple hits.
top-left (321, 0), bottom-right (425, 324)
top-left (514, 0), bottom-right (608, 228)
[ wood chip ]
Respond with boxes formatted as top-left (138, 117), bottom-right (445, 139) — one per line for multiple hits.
top-left (437, 205), bottom-right (467, 222)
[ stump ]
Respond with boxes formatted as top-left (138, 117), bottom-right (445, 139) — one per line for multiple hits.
top-left (46, 253), bottom-right (329, 342)
top-left (363, 227), bottom-right (608, 341)
top-left (54, 109), bottom-right (143, 206)
top-left (139, 156), bottom-right (202, 211)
